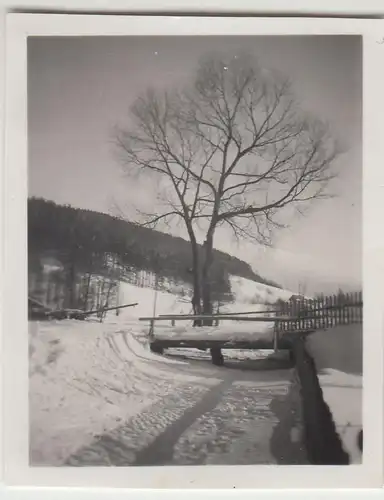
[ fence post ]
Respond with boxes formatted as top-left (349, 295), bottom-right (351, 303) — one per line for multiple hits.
top-left (273, 325), bottom-right (279, 353)
top-left (149, 319), bottom-right (155, 340)
top-left (281, 301), bottom-right (285, 331)
top-left (353, 292), bottom-right (355, 323)
top-left (346, 293), bottom-right (350, 324)
top-left (287, 300), bottom-right (291, 332)
top-left (360, 291), bottom-right (363, 322)
top-left (338, 293), bottom-right (342, 325)
top-left (321, 295), bottom-right (326, 329)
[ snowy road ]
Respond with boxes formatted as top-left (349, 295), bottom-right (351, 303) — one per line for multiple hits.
top-left (65, 364), bottom-right (306, 466)
top-left (29, 317), bottom-right (307, 466)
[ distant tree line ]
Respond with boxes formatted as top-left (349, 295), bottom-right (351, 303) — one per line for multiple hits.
top-left (28, 197), bottom-right (282, 305)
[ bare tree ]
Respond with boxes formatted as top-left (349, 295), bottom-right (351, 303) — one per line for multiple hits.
top-left (114, 53), bottom-right (340, 326)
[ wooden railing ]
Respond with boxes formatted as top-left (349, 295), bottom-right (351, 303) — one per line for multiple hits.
top-left (139, 313), bottom-right (293, 351)
top-left (140, 291), bottom-right (363, 352)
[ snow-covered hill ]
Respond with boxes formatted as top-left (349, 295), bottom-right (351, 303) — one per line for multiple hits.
top-left (228, 275), bottom-right (293, 306)
top-left (117, 274), bottom-right (294, 319)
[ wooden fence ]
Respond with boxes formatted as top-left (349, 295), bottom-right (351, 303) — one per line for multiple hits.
top-left (275, 291), bottom-right (363, 334)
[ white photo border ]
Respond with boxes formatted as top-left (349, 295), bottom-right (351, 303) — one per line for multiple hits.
top-left (2, 13), bottom-right (384, 490)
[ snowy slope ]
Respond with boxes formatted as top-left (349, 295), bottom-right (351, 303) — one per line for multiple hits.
top-left (118, 281), bottom-right (193, 319)
top-left (117, 274), bottom-right (293, 319)
top-left (227, 275), bottom-right (293, 308)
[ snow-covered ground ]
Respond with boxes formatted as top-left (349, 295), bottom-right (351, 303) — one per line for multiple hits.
top-left (29, 315), bottom-right (210, 465)
top-left (30, 274), bottom-right (362, 466)
top-left (30, 276), bottom-right (292, 465)
top-left (306, 324), bottom-right (363, 464)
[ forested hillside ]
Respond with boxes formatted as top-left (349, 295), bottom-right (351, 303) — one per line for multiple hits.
top-left (28, 197), bottom-right (281, 292)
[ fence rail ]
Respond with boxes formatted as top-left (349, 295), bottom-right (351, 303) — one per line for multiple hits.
top-left (275, 291), bottom-right (363, 334)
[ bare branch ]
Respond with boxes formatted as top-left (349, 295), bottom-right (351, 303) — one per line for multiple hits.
top-left (114, 51), bottom-right (340, 258)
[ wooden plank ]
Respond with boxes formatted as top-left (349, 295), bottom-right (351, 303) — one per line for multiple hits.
top-left (159, 309), bottom-right (280, 317)
top-left (139, 315), bottom-right (292, 322)
top-left (151, 338), bottom-right (290, 350)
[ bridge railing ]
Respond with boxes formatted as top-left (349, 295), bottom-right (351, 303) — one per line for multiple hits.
top-left (139, 313), bottom-right (299, 351)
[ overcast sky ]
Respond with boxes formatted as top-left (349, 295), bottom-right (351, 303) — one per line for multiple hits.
top-left (28, 35), bottom-right (362, 295)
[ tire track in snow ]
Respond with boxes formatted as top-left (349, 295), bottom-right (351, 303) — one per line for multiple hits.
top-left (132, 377), bottom-right (233, 465)
top-left (66, 380), bottom-right (213, 466)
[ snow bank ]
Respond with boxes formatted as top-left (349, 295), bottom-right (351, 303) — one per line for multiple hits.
top-left (317, 369), bottom-right (362, 464)
top-left (29, 316), bottom-right (214, 466)
top-left (305, 325), bottom-right (363, 464)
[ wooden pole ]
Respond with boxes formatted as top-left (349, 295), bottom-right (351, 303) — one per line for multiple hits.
top-left (149, 319), bottom-right (155, 339)
top-left (151, 275), bottom-right (159, 336)
top-left (273, 328), bottom-right (279, 353)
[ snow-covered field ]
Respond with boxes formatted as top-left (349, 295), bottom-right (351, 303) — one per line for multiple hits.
top-left (306, 324), bottom-right (363, 464)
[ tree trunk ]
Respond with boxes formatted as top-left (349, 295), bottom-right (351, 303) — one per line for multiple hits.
top-left (83, 268), bottom-right (93, 311)
top-left (201, 234), bottom-right (224, 366)
top-left (189, 234), bottom-right (203, 327)
top-left (201, 238), bottom-right (214, 325)
top-left (65, 254), bottom-right (77, 309)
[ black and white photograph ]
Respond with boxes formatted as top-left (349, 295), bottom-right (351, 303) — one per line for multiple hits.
top-left (26, 31), bottom-right (364, 468)
top-left (4, 13), bottom-right (384, 490)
